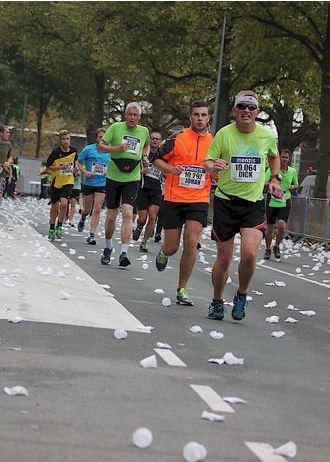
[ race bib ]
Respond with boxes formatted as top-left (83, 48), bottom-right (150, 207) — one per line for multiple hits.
top-left (269, 190), bottom-right (286, 208)
top-left (59, 163), bottom-right (73, 176)
top-left (230, 156), bottom-right (261, 182)
top-left (179, 166), bottom-right (206, 189)
top-left (146, 164), bottom-right (161, 181)
top-left (122, 135), bottom-right (141, 155)
top-left (91, 162), bottom-right (107, 176)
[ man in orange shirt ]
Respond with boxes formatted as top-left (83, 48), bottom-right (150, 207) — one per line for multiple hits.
top-left (150, 101), bottom-right (213, 306)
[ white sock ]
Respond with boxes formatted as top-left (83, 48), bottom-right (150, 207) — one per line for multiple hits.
top-left (105, 238), bottom-right (113, 249)
top-left (121, 243), bottom-right (129, 254)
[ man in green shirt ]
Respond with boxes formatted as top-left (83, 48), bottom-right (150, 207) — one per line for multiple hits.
top-left (98, 102), bottom-right (150, 267)
top-left (264, 148), bottom-right (298, 260)
top-left (205, 90), bottom-right (282, 322)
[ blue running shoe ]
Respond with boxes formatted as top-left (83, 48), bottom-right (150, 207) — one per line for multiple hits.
top-left (232, 292), bottom-right (247, 321)
top-left (208, 299), bottom-right (225, 320)
top-left (101, 247), bottom-right (112, 265)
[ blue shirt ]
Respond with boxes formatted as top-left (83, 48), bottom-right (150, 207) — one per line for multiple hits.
top-left (78, 143), bottom-right (110, 187)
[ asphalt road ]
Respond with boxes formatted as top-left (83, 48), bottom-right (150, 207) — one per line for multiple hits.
top-left (0, 197), bottom-right (329, 462)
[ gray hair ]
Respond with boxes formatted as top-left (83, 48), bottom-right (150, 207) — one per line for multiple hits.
top-left (125, 102), bottom-right (142, 115)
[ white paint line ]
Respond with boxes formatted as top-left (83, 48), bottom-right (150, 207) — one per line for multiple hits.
top-left (190, 384), bottom-right (235, 413)
top-left (154, 348), bottom-right (187, 367)
top-left (245, 442), bottom-right (288, 461)
top-left (0, 214), bottom-right (146, 332)
top-left (258, 263), bottom-right (330, 289)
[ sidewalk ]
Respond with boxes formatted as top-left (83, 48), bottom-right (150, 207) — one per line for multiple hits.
top-left (0, 210), bottom-right (147, 332)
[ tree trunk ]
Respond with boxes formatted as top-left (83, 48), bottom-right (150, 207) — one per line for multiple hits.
top-left (35, 77), bottom-right (51, 158)
top-left (86, 71), bottom-right (105, 144)
top-left (315, 4), bottom-right (330, 198)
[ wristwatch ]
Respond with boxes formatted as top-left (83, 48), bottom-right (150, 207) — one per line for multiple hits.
top-left (271, 173), bottom-right (282, 181)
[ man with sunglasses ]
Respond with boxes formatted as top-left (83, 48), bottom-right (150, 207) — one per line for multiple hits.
top-left (205, 90), bottom-right (282, 321)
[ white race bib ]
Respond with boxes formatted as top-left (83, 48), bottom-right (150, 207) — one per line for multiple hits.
top-left (146, 164), bottom-right (161, 181)
top-left (59, 163), bottom-right (73, 176)
top-left (122, 135), bottom-right (141, 155)
top-left (91, 162), bottom-right (107, 176)
top-left (179, 166), bottom-right (206, 189)
top-left (230, 156), bottom-right (261, 182)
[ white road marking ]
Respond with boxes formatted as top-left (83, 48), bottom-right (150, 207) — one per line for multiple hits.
top-left (190, 385), bottom-right (235, 413)
top-left (0, 216), bottom-right (146, 332)
top-left (245, 442), bottom-right (288, 461)
top-left (154, 348), bottom-right (187, 367)
top-left (258, 263), bottom-right (330, 289)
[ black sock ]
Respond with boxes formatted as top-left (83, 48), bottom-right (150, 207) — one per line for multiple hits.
top-left (57, 222), bottom-right (62, 227)
top-left (212, 298), bottom-right (223, 303)
top-left (237, 291), bottom-right (246, 297)
top-left (50, 224), bottom-right (55, 230)
top-left (90, 233), bottom-right (95, 237)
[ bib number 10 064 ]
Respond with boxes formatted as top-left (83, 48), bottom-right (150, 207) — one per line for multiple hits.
top-left (230, 156), bottom-right (261, 182)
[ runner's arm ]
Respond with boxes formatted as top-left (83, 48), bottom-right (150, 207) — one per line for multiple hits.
top-left (150, 132), bottom-right (184, 175)
top-left (98, 139), bottom-right (128, 153)
top-left (267, 154), bottom-right (282, 197)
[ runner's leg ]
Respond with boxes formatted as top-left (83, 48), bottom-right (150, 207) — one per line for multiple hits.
top-left (265, 224), bottom-right (274, 250)
top-left (121, 203), bottom-right (133, 246)
top-left (178, 220), bottom-right (202, 288)
top-left (275, 219), bottom-right (286, 247)
top-left (142, 205), bottom-right (159, 246)
top-left (238, 227), bottom-right (263, 294)
top-left (90, 192), bottom-right (105, 235)
top-left (212, 237), bottom-right (235, 299)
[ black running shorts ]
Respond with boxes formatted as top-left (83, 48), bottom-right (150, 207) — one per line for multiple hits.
top-left (82, 184), bottom-right (106, 196)
top-left (266, 200), bottom-right (291, 225)
top-left (211, 195), bottom-right (265, 242)
top-left (70, 188), bottom-right (81, 200)
top-left (136, 187), bottom-right (162, 210)
top-left (162, 201), bottom-right (209, 229)
top-left (50, 184), bottom-right (73, 204)
top-left (106, 178), bottom-right (140, 209)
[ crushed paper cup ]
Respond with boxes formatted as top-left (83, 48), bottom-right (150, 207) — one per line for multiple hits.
top-left (201, 411), bottom-right (225, 422)
top-left (209, 331), bottom-right (224, 339)
top-left (189, 325), bottom-right (203, 334)
top-left (114, 329), bottom-right (127, 340)
top-left (265, 316), bottom-right (280, 323)
top-left (264, 301), bottom-right (277, 308)
top-left (9, 316), bottom-right (23, 324)
top-left (223, 396), bottom-right (247, 404)
top-left (161, 297), bottom-right (171, 307)
top-left (4, 386), bottom-right (28, 396)
top-left (183, 441), bottom-right (207, 461)
top-left (156, 342), bottom-right (172, 349)
top-left (274, 441), bottom-right (297, 458)
top-left (299, 310), bottom-right (316, 316)
top-left (154, 288), bottom-right (165, 294)
top-left (132, 427), bottom-right (153, 448)
top-left (285, 317), bottom-right (298, 323)
top-left (271, 331), bottom-right (285, 338)
top-left (140, 354), bottom-right (157, 368)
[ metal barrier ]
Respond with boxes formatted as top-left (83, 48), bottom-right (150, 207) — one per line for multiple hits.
top-left (288, 196), bottom-right (329, 241)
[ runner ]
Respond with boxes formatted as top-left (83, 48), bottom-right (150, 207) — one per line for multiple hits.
top-left (132, 131), bottom-right (163, 252)
top-left (150, 101), bottom-right (213, 306)
top-left (264, 148), bottom-right (298, 260)
top-left (98, 102), bottom-right (150, 267)
top-left (205, 90), bottom-right (282, 321)
top-left (77, 128), bottom-right (110, 244)
top-left (68, 170), bottom-right (82, 227)
top-left (0, 125), bottom-right (13, 206)
top-left (45, 130), bottom-right (78, 241)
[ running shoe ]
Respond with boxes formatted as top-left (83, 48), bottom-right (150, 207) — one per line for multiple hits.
top-left (176, 288), bottom-right (194, 306)
top-left (119, 252), bottom-right (131, 267)
top-left (139, 243), bottom-right (148, 253)
top-left (101, 247), bottom-right (112, 265)
top-left (264, 248), bottom-right (271, 260)
top-left (156, 250), bottom-right (168, 271)
top-left (48, 229), bottom-right (55, 241)
top-left (86, 235), bottom-right (96, 245)
top-left (78, 219), bottom-right (85, 232)
top-left (154, 233), bottom-right (161, 243)
top-left (55, 226), bottom-right (62, 240)
top-left (232, 292), bottom-right (247, 321)
top-left (132, 225), bottom-right (143, 241)
top-left (273, 246), bottom-right (281, 259)
top-left (208, 300), bottom-right (225, 320)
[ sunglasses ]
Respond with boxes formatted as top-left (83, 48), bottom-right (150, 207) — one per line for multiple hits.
top-left (236, 103), bottom-right (258, 111)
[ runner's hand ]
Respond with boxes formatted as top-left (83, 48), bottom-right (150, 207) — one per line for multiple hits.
top-left (85, 171), bottom-right (94, 178)
top-left (119, 142), bottom-right (129, 151)
top-left (171, 165), bottom-right (185, 175)
top-left (269, 180), bottom-right (283, 198)
top-left (213, 160), bottom-right (228, 171)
